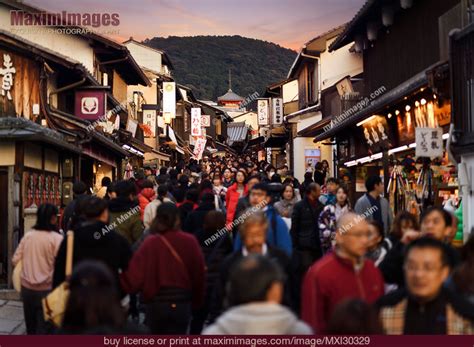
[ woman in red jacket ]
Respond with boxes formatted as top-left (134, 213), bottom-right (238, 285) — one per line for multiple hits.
top-left (120, 203), bottom-right (206, 334)
top-left (137, 180), bottom-right (156, 221)
top-left (225, 169), bottom-right (248, 226)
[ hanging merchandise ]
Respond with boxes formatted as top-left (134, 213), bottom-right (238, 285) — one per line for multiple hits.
top-left (124, 161), bottom-right (134, 180)
top-left (387, 165), bottom-right (413, 215)
top-left (416, 159), bottom-right (435, 209)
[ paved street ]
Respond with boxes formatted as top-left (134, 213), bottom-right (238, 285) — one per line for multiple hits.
top-left (0, 300), bottom-right (25, 335)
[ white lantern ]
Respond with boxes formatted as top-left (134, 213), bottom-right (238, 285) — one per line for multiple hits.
top-left (367, 22), bottom-right (379, 41)
top-left (400, 0), bottom-right (413, 9)
top-left (382, 6), bottom-right (394, 27)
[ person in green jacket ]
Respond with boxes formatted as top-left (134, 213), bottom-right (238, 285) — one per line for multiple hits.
top-left (108, 180), bottom-right (143, 245)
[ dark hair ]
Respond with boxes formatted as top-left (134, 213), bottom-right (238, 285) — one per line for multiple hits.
top-left (391, 211), bottom-right (419, 240)
top-left (306, 182), bottom-right (320, 195)
top-left (150, 202), bottom-right (181, 234)
top-left (157, 184), bottom-right (168, 202)
top-left (326, 177), bottom-right (338, 185)
top-left (62, 261), bottom-right (125, 333)
top-left (265, 165), bottom-right (275, 173)
top-left (203, 210), bottom-right (226, 235)
top-left (421, 206), bottom-right (453, 227)
top-left (365, 175), bottom-right (382, 192)
top-left (404, 237), bottom-right (450, 267)
top-left (280, 184), bottom-right (295, 199)
top-left (199, 179), bottom-right (213, 193)
top-left (178, 175), bottom-right (189, 186)
top-left (200, 192), bottom-right (215, 204)
top-left (367, 220), bottom-right (384, 241)
top-left (326, 299), bottom-right (383, 334)
top-left (315, 162), bottom-right (323, 171)
top-left (304, 172), bottom-right (313, 181)
top-left (250, 183), bottom-right (269, 195)
top-left (79, 197), bottom-right (108, 219)
top-left (226, 255), bottom-right (285, 307)
top-left (336, 184), bottom-right (350, 207)
top-left (104, 182), bottom-right (116, 201)
top-left (452, 235), bottom-right (474, 295)
top-left (101, 177), bottom-right (111, 187)
top-left (159, 167), bottom-right (168, 175)
top-left (235, 169), bottom-right (248, 183)
top-left (169, 169), bottom-right (178, 180)
top-left (247, 174), bottom-right (261, 183)
top-left (73, 181), bottom-right (87, 196)
top-left (114, 180), bottom-right (136, 199)
top-left (33, 203), bottom-right (58, 231)
top-left (139, 180), bottom-right (154, 189)
top-left (185, 189), bottom-right (199, 203)
top-left (270, 173), bottom-right (282, 183)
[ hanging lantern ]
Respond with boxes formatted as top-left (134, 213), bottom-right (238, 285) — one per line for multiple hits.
top-left (400, 0), bottom-right (413, 9)
top-left (382, 5), bottom-right (394, 26)
top-left (367, 22), bottom-right (379, 41)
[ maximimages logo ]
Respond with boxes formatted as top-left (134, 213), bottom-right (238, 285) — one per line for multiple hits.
top-left (10, 10), bottom-right (120, 28)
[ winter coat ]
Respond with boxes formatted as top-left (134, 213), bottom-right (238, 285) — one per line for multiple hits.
top-left (108, 198), bottom-right (143, 245)
top-left (203, 303), bottom-right (313, 335)
top-left (290, 197), bottom-right (324, 254)
top-left (183, 202), bottom-right (216, 235)
top-left (274, 198), bottom-right (297, 219)
top-left (301, 252), bottom-right (384, 333)
top-left (225, 183), bottom-right (248, 225)
top-left (138, 188), bottom-right (156, 221)
top-left (53, 220), bottom-right (132, 292)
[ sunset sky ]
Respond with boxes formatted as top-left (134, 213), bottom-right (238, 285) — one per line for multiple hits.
top-left (26, 0), bottom-right (365, 50)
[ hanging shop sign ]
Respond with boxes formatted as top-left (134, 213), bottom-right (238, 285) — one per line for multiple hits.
top-left (126, 118), bottom-right (138, 137)
top-left (193, 137), bottom-right (207, 160)
top-left (75, 89), bottom-right (107, 121)
top-left (361, 115), bottom-right (390, 152)
top-left (257, 99), bottom-right (269, 126)
top-left (272, 98), bottom-right (283, 125)
top-left (201, 114), bottom-right (211, 127)
top-left (434, 101), bottom-right (451, 126)
top-left (162, 82), bottom-right (176, 120)
top-left (142, 109), bottom-right (156, 137)
top-left (191, 107), bottom-right (202, 137)
top-left (0, 53), bottom-right (16, 101)
top-left (415, 127), bottom-right (443, 158)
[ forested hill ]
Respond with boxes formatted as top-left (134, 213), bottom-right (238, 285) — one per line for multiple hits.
top-left (143, 35), bottom-right (297, 103)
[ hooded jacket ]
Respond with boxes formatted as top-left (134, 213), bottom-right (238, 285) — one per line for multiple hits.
top-left (203, 302), bottom-right (312, 335)
top-left (108, 197), bottom-right (143, 245)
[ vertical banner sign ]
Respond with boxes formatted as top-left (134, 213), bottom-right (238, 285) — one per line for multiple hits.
top-left (191, 108), bottom-right (202, 137)
top-left (416, 127), bottom-right (443, 158)
top-left (193, 138), bottom-right (207, 161)
top-left (143, 109), bottom-right (156, 137)
top-left (201, 115), bottom-right (211, 127)
top-left (272, 98), bottom-right (283, 125)
top-left (162, 82), bottom-right (176, 120)
top-left (257, 99), bottom-right (269, 126)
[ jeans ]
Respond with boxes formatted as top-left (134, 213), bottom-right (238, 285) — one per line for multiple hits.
top-left (21, 286), bottom-right (50, 334)
top-left (145, 287), bottom-right (191, 334)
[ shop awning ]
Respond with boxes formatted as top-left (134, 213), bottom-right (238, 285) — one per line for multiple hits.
top-left (0, 117), bottom-right (81, 153)
top-left (248, 136), bottom-right (265, 147)
top-left (226, 122), bottom-right (249, 146)
top-left (297, 117), bottom-right (332, 137)
top-left (314, 70), bottom-right (428, 142)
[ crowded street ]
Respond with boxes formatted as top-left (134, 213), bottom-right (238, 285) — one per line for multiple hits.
top-left (0, 0), bottom-right (473, 345)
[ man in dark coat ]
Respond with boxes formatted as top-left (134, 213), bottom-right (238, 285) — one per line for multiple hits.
top-left (210, 211), bottom-right (291, 322)
top-left (183, 193), bottom-right (215, 235)
top-left (61, 181), bottom-right (88, 232)
top-left (290, 182), bottom-right (324, 313)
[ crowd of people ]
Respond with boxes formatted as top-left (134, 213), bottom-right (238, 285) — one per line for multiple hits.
top-left (11, 153), bottom-right (474, 335)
